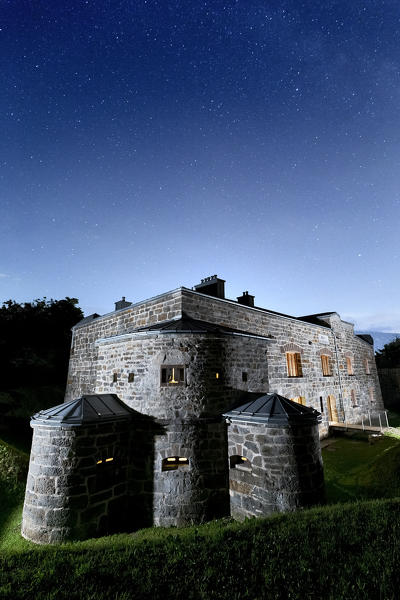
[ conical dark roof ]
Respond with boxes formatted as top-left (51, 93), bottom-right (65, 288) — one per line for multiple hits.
top-left (31, 394), bottom-right (135, 427)
top-left (223, 393), bottom-right (321, 425)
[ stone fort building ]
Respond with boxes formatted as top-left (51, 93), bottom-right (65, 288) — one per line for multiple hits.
top-left (22, 275), bottom-right (383, 544)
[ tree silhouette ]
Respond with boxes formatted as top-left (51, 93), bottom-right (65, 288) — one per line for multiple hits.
top-left (375, 337), bottom-right (400, 369)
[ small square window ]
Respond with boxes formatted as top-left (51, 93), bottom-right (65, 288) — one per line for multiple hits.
top-left (161, 366), bottom-right (185, 386)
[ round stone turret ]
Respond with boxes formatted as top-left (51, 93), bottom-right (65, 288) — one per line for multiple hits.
top-left (223, 393), bottom-right (325, 520)
top-left (22, 394), bottom-right (135, 544)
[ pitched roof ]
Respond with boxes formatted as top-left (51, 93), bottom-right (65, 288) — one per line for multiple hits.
top-left (223, 393), bottom-right (321, 425)
top-left (135, 312), bottom-right (270, 337)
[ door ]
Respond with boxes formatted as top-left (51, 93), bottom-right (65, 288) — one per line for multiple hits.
top-left (327, 395), bottom-right (338, 422)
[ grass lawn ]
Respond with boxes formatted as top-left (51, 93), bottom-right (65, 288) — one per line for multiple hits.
top-left (322, 431), bottom-right (400, 503)
top-left (2, 421), bottom-right (400, 598)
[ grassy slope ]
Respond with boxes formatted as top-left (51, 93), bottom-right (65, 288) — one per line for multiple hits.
top-left (322, 432), bottom-right (400, 503)
top-left (1, 499), bottom-right (400, 599)
top-left (2, 428), bottom-right (400, 598)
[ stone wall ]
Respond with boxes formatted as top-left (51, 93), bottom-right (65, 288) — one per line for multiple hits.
top-left (181, 290), bottom-right (383, 426)
top-left (227, 420), bottom-right (324, 520)
top-left (65, 290), bottom-right (182, 402)
top-left (152, 418), bottom-right (229, 526)
top-left (65, 286), bottom-right (383, 436)
top-left (22, 420), bottom-right (132, 544)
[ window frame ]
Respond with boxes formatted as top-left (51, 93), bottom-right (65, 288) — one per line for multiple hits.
top-left (160, 365), bottom-right (186, 386)
top-left (320, 354), bottom-right (332, 377)
top-left (286, 352), bottom-right (303, 377)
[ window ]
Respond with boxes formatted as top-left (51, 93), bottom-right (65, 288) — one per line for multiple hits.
top-left (346, 356), bottom-right (354, 375)
top-left (242, 372), bottom-right (248, 382)
top-left (286, 352), bottom-right (303, 377)
top-left (351, 389), bottom-right (357, 407)
top-left (112, 372), bottom-right (118, 383)
top-left (161, 366), bottom-right (185, 386)
top-left (364, 358), bottom-right (370, 375)
top-left (230, 455), bottom-right (251, 472)
top-left (319, 396), bottom-right (324, 413)
top-left (162, 456), bottom-right (189, 471)
top-left (128, 372), bottom-right (134, 383)
top-left (369, 388), bottom-right (374, 404)
top-left (291, 396), bottom-right (306, 405)
top-left (321, 355), bottom-right (332, 376)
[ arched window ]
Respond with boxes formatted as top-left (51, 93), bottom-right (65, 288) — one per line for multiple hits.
top-left (162, 456), bottom-right (189, 471)
top-left (345, 354), bottom-right (354, 375)
top-left (321, 355), bottom-right (332, 376)
top-left (286, 353), bottom-right (303, 377)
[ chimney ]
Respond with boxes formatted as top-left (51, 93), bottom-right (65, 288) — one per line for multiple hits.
top-left (114, 296), bottom-right (132, 311)
top-left (237, 291), bottom-right (255, 307)
top-left (194, 275), bottom-right (225, 299)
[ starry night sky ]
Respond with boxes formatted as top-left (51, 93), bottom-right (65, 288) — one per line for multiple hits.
top-left (1, 1), bottom-right (399, 330)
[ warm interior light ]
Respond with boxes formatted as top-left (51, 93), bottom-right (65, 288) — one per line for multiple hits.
top-left (169, 367), bottom-right (178, 384)
top-left (179, 457), bottom-right (188, 462)
top-left (167, 457), bottom-right (175, 462)
top-left (97, 460), bottom-right (103, 464)
top-left (215, 372), bottom-right (219, 379)
top-left (105, 457), bottom-right (113, 462)
top-left (241, 456), bottom-right (248, 462)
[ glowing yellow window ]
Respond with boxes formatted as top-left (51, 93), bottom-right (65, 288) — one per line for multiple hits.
top-left (286, 352), bottom-right (303, 377)
top-left (291, 396), bottom-right (306, 406)
top-left (161, 366), bottom-right (185, 386)
top-left (162, 456), bottom-right (189, 471)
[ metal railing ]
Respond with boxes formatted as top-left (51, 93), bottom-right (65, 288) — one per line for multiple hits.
top-left (360, 410), bottom-right (389, 432)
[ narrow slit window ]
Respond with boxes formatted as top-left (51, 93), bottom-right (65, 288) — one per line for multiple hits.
top-left (112, 372), bottom-right (118, 383)
top-left (286, 352), bottom-right (303, 377)
top-left (160, 366), bottom-right (185, 386)
top-left (364, 358), bottom-right (370, 374)
top-left (351, 389), bottom-right (357, 407)
top-left (319, 396), bottom-right (324, 413)
top-left (162, 456), bottom-right (189, 471)
top-left (230, 455), bottom-right (251, 471)
top-left (242, 372), bottom-right (248, 382)
top-left (128, 372), bottom-right (134, 383)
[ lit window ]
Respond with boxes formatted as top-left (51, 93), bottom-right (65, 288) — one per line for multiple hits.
top-left (346, 357), bottom-right (354, 375)
top-left (230, 455), bottom-right (251, 471)
top-left (161, 366), bottom-right (185, 386)
top-left (286, 352), bottom-right (303, 377)
top-left (291, 396), bottom-right (306, 406)
top-left (321, 355), bottom-right (332, 376)
top-left (162, 456), bottom-right (189, 471)
top-left (364, 359), bottom-right (370, 375)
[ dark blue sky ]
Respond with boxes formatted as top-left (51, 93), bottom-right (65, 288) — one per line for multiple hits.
top-left (1, 1), bottom-right (399, 330)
